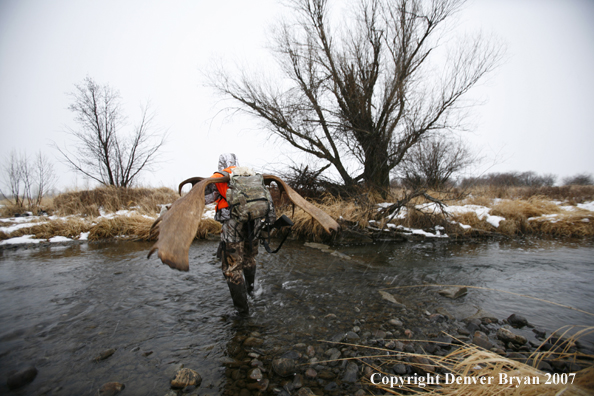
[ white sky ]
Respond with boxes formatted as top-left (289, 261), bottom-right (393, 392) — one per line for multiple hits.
top-left (0, 0), bottom-right (593, 190)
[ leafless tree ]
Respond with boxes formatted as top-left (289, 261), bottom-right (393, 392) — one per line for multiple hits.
top-left (398, 135), bottom-right (476, 189)
top-left (1, 150), bottom-right (57, 209)
top-left (56, 77), bottom-right (165, 188)
top-left (32, 152), bottom-right (58, 207)
top-left (563, 173), bottom-right (593, 186)
top-left (1, 150), bottom-right (25, 207)
top-left (211, 0), bottom-right (502, 196)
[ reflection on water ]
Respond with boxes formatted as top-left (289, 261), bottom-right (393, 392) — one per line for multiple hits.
top-left (0, 238), bottom-right (593, 394)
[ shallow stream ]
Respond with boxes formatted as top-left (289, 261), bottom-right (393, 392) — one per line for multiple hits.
top-left (0, 238), bottom-right (593, 394)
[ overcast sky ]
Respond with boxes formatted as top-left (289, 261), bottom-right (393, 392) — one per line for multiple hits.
top-left (1, 0), bottom-right (593, 190)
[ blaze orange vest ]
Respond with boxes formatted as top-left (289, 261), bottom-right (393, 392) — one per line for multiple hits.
top-left (212, 166), bottom-right (236, 211)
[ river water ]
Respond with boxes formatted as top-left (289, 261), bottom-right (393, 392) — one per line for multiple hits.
top-left (0, 238), bottom-right (593, 395)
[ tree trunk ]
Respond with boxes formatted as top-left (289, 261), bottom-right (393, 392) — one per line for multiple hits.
top-left (362, 139), bottom-right (391, 196)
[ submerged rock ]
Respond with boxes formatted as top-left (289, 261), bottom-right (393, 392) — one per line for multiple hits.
top-left (272, 358), bottom-right (296, 377)
top-left (171, 368), bottom-right (202, 389)
top-left (342, 361), bottom-right (359, 383)
top-left (94, 348), bottom-right (116, 361)
top-left (296, 387), bottom-right (316, 396)
top-left (507, 314), bottom-right (529, 328)
top-left (246, 379), bottom-right (269, 391)
top-left (7, 366), bottom-right (38, 390)
top-left (379, 291), bottom-right (405, 307)
top-left (438, 287), bottom-right (468, 299)
top-left (98, 382), bottom-right (125, 396)
top-left (243, 337), bottom-right (264, 347)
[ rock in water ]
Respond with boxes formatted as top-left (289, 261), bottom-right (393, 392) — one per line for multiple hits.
top-left (497, 328), bottom-right (527, 345)
top-left (507, 314), bottom-right (529, 328)
top-left (246, 379), bottom-right (269, 391)
top-left (379, 291), bottom-right (404, 307)
top-left (296, 388), bottom-right (317, 396)
top-left (438, 287), bottom-right (468, 299)
top-left (7, 366), bottom-right (38, 390)
top-left (98, 382), bottom-right (125, 396)
top-left (171, 368), bottom-right (202, 389)
top-left (95, 348), bottom-right (116, 361)
top-left (272, 358), bottom-right (296, 377)
top-left (342, 362), bottom-right (359, 383)
top-left (473, 331), bottom-right (494, 350)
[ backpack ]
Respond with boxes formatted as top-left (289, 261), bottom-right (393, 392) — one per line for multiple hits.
top-left (223, 168), bottom-right (273, 222)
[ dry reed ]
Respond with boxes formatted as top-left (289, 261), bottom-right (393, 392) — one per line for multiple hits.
top-left (355, 326), bottom-right (594, 396)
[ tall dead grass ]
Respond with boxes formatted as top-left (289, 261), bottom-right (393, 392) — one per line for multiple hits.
top-left (52, 186), bottom-right (178, 217)
top-left (5, 218), bottom-right (89, 240)
top-left (277, 193), bottom-right (380, 241)
top-left (3, 184), bottom-right (593, 243)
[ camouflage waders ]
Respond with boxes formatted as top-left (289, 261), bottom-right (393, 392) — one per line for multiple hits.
top-left (220, 218), bottom-right (262, 315)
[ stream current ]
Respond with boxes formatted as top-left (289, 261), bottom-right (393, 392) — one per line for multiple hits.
top-left (0, 238), bottom-right (593, 394)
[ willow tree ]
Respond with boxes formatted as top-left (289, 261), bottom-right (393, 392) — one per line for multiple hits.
top-left (57, 77), bottom-right (165, 188)
top-left (212, 0), bottom-right (501, 195)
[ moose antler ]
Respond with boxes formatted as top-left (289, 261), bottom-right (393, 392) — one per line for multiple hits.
top-left (148, 174), bottom-right (339, 271)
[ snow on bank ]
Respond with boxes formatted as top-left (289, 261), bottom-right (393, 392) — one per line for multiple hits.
top-left (2, 200), bottom-right (593, 245)
top-left (0, 206), bottom-right (162, 246)
top-left (0, 203), bottom-right (213, 246)
top-left (375, 201), bottom-right (594, 237)
top-left (381, 202), bottom-right (506, 229)
top-left (0, 235), bottom-right (45, 245)
top-left (442, 204), bottom-right (506, 228)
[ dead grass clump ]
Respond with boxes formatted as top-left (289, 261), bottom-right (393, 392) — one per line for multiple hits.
top-left (449, 212), bottom-right (493, 233)
top-left (87, 214), bottom-right (221, 242)
top-left (463, 195), bottom-right (493, 207)
top-left (488, 198), bottom-right (561, 236)
top-left (8, 218), bottom-right (90, 240)
top-left (400, 207), bottom-right (447, 231)
top-left (88, 214), bottom-right (155, 241)
top-left (278, 193), bottom-right (378, 240)
top-left (528, 214), bottom-right (594, 238)
top-left (53, 186), bottom-right (178, 217)
top-left (195, 218), bottom-right (222, 239)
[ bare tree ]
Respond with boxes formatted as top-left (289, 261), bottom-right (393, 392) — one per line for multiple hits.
top-left (33, 152), bottom-right (58, 207)
top-left (399, 135), bottom-right (476, 189)
top-left (563, 173), bottom-right (593, 186)
top-left (1, 150), bottom-right (25, 207)
top-left (1, 150), bottom-right (57, 210)
top-left (56, 77), bottom-right (165, 188)
top-left (211, 0), bottom-right (502, 196)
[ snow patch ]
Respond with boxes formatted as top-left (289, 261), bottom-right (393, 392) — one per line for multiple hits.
top-left (0, 235), bottom-right (44, 245)
top-left (49, 236), bottom-right (72, 243)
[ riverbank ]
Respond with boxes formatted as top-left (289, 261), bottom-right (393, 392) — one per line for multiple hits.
top-left (214, 296), bottom-right (594, 396)
top-left (1, 185), bottom-right (593, 247)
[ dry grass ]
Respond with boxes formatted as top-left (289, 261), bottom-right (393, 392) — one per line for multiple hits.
top-left (528, 214), bottom-right (594, 238)
top-left (5, 217), bottom-right (90, 240)
top-left (52, 186), bottom-right (178, 217)
top-left (458, 185), bottom-right (594, 204)
top-left (88, 215), bottom-right (154, 241)
top-left (2, 184), bottom-right (593, 243)
top-left (277, 193), bottom-right (379, 241)
top-left (359, 326), bottom-right (594, 396)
